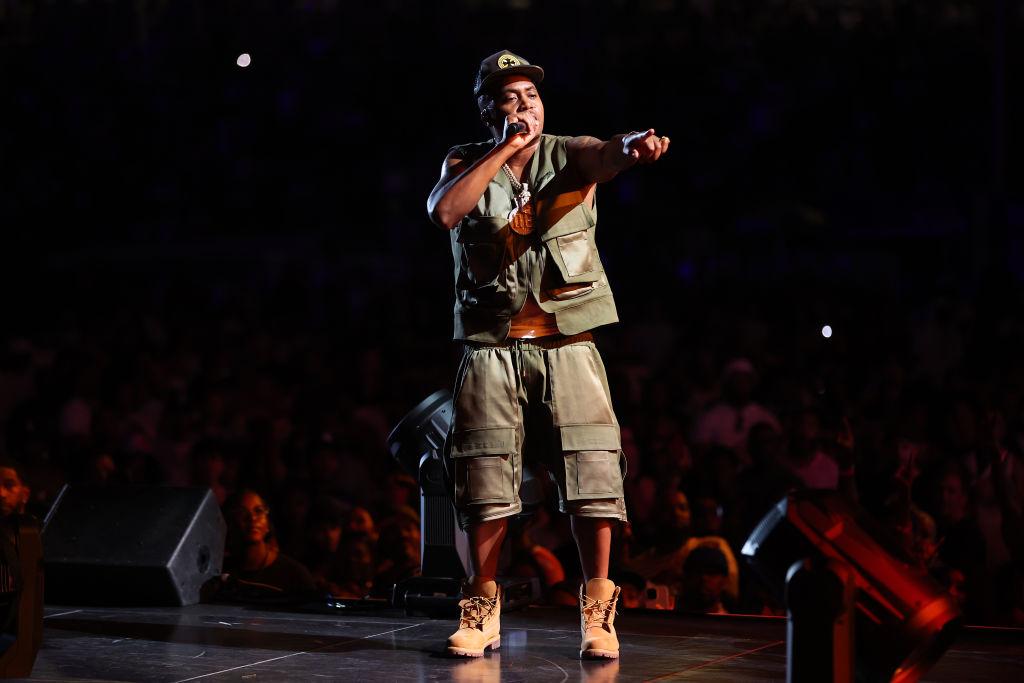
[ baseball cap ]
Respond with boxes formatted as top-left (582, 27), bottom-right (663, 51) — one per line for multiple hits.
top-left (474, 50), bottom-right (545, 96)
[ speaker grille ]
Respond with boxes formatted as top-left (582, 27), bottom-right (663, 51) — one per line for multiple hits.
top-left (423, 494), bottom-right (454, 545)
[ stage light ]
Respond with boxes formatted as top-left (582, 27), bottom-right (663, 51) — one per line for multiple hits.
top-left (387, 390), bottom-right (541, 615)
top-left (742, 491), bottom-right (960, 683)
top-left (236, 53), bottom-right (251, 68)
top-left (386, 391), bottom-right (464, 575)
top-left (822, 325), bottom-right (833, 338)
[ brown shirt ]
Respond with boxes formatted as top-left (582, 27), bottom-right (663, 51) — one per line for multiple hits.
top-left (509, 295), bottom-right (560, 338)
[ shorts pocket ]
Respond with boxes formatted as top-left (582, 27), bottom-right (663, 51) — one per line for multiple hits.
top-left (559, 424), bottom-right (623, 501)
top-left (451, 427), bottom-right (517, 505)
top-left (463, 455), bottom-right (513, 503)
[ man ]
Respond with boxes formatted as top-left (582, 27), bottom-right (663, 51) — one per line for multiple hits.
top-left (426, 50), bottom-right (669, 659)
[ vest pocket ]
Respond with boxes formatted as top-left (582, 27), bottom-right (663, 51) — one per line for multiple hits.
top-left (555, 230), bottom-right (596, 277)
top-left (455, 216), bottom-right (509, 288)
top-left (559, 424), bottom-right (623, 501)
top-left (545, 281), bottom-right (599, 301)
top-left (542, 204), bottom-right (601, 285)
top-left (460, 242), bottom-right (501, 287)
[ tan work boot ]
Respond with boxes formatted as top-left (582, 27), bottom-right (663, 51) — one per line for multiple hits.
top-left (446, 577), bottom-right (502, 657)
top-left (579, 578), bottom-right (621, 659)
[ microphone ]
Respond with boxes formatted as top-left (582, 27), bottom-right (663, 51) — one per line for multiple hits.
top-left (506, 122), bottom-right (527, 136)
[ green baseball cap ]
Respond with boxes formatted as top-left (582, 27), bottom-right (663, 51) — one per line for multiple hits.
top-left (474, 50), bottom-right (545, 96)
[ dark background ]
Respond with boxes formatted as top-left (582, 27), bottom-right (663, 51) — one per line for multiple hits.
top-left (1, 1), bottom-right (1022, 623)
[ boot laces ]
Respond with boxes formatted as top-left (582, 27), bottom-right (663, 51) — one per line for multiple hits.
top-left (458, 595), bottom-right (498, 630)
top-left (581, 594), bottom-right (617, 631)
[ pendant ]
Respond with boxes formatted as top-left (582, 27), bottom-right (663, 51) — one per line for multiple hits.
top-left (507, 184), bottom-right (534, 235)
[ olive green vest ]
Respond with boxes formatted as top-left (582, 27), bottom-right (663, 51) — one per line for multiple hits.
top-left (449, 134), bottom-right (619, 342)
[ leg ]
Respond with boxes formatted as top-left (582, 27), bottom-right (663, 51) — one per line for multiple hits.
top-left (447, 517), bottom-right (508, 657)
top-left (574, 515), bottom-right (621, 660)
top-left (468, 516), bottom-right (509, 582)
top-left (571, 515), bottom-right (613, 583)
top-left (444, 346), bottom-right (521, 657)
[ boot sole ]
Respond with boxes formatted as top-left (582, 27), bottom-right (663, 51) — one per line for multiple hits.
top-left (580, 648), bottom-right (619, 659)
top-left (446, 637), bottom-right (501, 657)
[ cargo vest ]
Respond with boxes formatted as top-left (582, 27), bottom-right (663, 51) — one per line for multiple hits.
top-left (449, 134), bottom-right (619, 342)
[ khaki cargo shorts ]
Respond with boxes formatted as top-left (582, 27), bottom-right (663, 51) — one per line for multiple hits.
top-left (443, 333), bottom-right (628, 530)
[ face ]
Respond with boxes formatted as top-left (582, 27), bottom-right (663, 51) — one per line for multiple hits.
top-left (940, 473), bottom-right (968, 522)
top-left (749, 424), bottom-right (783, 464)
top-left (698, 572), bottom-right (728, 603)
top-left (312, 522), bottom-right (343, 553)
top-left (669, 491), bottom-right (691, 530)
top-left (348, 507), bottom-right (375, 536)
top-left (725, 372), bottom-right (755, 403)
top-left (231, 491), bottom-right (271, 544)
top-left (0, 467), bottom-right (27, 516)
top-left (693, 496), bottom-right (723, 535)
top-left (797, 411), bottom-right (821, 442)
top-left (482, 75), bottom-right (544, 139)
top-left (946, 568), bottom-right (968, 608)
top-left (395, 520), bottom-right (420, 562)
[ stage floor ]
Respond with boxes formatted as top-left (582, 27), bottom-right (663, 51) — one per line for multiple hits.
top-left (31, 603), bottom-right (1023, 682)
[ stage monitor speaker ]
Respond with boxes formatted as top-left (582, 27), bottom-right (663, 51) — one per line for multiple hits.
top-left (0, 516), bottom-right (43, 678)
top-left (43, 486), bottom-right (225, 606)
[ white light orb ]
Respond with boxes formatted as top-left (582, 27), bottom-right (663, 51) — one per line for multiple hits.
top-left (822, 325), bottom-right (833, 339)
top-left (236, 53), bottom-right (251, 68)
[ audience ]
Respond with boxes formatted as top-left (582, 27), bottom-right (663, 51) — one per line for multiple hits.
top-left (1, 279), bottom-right (1022, 626)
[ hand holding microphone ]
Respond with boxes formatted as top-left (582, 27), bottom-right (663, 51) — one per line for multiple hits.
top-left (500, 113), bottom-right (537, 149)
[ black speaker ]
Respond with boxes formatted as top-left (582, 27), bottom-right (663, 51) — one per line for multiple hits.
top-left (43, 486), bottom-right (226, 606)
top-left (0, 516), bottom-right (43, 678)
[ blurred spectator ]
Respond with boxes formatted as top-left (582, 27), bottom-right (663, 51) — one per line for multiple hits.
top-left (380, 471), bottom-right (418, 518)
top-left (611, 571), bottom-right (648, 610)
top-left (372, 509), bottom-right (421, 597)
top-left (676, 545), bottom-right (732, 615)
top-left (508, 514), bottom-right (567, 594)
top-left (783, 409), bottom-right (839, 490)
top-left (303, 496), bottom-right (349, 596)
top-left (736, 421), bottom-right (800, 537)
top-left (0, 459), bottom-right (30, 518)
top-left (191, 439), bottom-right (229, 505)
top-left (693, 359), bottom-right (781, 464)
top-left (623, 488), bottom-right (740, 602)
top-left (333, 507), bottom-right (379, 598)
top-left (217, 489), bottom-right (318, 602)
top-left (932, 464), bottom-right (988, 621)
top-left (691, 493), bottom-right (724, 537)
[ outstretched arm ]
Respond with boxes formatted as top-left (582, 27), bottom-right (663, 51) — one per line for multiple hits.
top-left (567, 129), bottom-right (670, 184)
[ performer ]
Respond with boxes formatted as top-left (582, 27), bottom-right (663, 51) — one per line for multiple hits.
top-left (426, 50), bottom-right (669, 659)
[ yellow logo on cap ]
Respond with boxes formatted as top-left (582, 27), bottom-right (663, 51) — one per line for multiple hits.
top-left (497, 54), bottom-right (521, 69)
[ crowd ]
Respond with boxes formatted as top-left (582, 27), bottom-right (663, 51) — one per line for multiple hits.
top-left (1, 278), bottom-right (1021, 625)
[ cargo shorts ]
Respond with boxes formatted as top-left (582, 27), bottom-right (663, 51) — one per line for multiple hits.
top-left (443, 333), bottom-right (628, 530)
